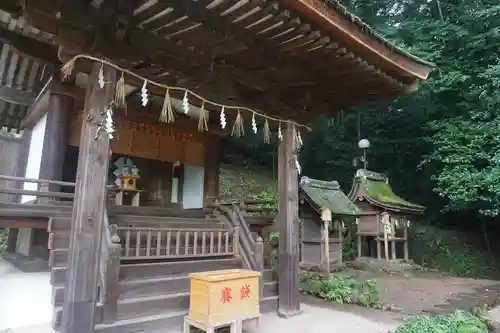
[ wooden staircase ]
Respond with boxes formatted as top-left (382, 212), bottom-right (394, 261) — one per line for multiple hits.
top-left (47, 210), bottom-right (278, 332)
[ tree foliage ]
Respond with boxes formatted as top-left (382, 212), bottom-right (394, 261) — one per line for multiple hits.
top-left (224, 0), bottom-right (500, 224)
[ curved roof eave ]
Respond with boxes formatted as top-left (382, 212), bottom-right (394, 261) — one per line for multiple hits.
top-left (284, 0), bottom-right (435, 82)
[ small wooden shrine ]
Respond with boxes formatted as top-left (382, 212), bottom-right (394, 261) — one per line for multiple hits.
top-left (348, 169), bottom-right (425, 261)
top-left (299, 176), bottom-right (361, 272)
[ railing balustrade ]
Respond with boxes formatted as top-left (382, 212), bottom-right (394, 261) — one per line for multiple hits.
top-left (0, 175), bottom-right (76, 203)
top-left (117, 226), bottom-right (239, 260)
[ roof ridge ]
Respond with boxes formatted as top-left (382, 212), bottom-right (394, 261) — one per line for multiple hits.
top-left (300, 176), bottom-right (340, 190)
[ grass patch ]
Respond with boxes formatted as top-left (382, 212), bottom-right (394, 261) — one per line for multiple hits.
top-left (300, 272), bottom-right (382, 308)
top-left (390, 310), bottom-right (493, 333)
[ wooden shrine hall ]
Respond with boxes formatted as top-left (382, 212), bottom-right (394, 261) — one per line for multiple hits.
top-left (349, 169), bottom-right (425, 261)
top-left (0, 0), bottom-right (433, 332)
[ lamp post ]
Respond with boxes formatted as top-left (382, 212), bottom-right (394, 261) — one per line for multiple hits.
top-left (358, 139), bottom-right (370, 170)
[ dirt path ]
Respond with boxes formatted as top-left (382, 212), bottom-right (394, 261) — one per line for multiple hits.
top-left (377, 272), bottom-right (500, 315)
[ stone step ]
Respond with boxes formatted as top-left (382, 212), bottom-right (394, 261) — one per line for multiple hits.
top-left (117, 292), bottom-right (190, 320)
top-left (95, 310), bottom-right (187, 333)
top-left (119, 272), bottom-right (277, 300)
top-left (120, 275), bottom-right (190, 299)
top-left (120, 258), bottom-right (241, 280)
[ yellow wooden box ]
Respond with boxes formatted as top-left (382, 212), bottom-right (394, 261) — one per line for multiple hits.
top-left (188, 269), bottom-right (261, 325)
top-left (119, 173), bottom-right (139, 190)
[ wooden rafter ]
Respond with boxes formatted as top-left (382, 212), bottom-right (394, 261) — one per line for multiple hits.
top-left (0, 26), bottom-right (59, 64)
top-left (0, 86), bottom-right (36, 105)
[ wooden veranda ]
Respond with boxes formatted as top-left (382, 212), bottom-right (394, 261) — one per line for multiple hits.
top-left (0, 1), bottom-right (433, 332)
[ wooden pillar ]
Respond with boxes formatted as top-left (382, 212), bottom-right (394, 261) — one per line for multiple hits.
top-left (6, 228), bottom-right (18, 252)
top-left (403, 221), bottom-right (409, 261)
top-left (13, 128), bottom-right (32, 203)
top-left (39, 88), bottom-right (74, 190)
top-left (277, 122), bottom-right (301, 317)
top-left (61, 63), bottom-right (116, 333)
top-left (203, 137), bottom-right (221, 206)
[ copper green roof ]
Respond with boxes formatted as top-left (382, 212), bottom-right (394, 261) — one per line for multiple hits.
top-left (348, 169), bottom-right (425, 214)
top-left (299, 176), bottom-right (361, 216)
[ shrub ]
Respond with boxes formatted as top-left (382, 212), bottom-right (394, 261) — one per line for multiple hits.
top-left (0, 229), bottom-right (7, 254)
top-left (390, 310), bottom-right (491, 333)
top-left (269, 231), bottom-right (279, 249)
top-left (301, 273), bottom-right (382, 308)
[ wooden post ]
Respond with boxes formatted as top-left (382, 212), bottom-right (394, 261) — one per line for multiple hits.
top-left (61, 63), bottom-right (116, 333)
top-left (255, 236), bottom-right (264, 300)
top-left (403, 220), bottom-right (409, 261)
top-left (357, 235), bottom-right (361, 258)
top-left (39, 88), bottom-right (74, 193)
top-left (103, 224), bottom-right (121, 323)
top-left (391, 219), bottom-right (396, 261)
top-left (277, 122), bottom-right (301, 317)
top-left (322, 221), bottom-right (330, 277)
top-left (203, 137), bottom-right (220, 207)
top-left (376, 214), bottom-right (381, 260)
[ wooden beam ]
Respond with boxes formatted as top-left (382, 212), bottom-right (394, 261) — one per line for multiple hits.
top-left (0, 85), bottom-right (36, 105)
top-left (0, 218), bottom-right (48, 229)
top-left (0, 26), bottom-right (59, 64)
top-left (61, 63), bottom-right (116, 333)
top-left (22, 77), bottom-right (52, 127)
top-left (277, 122), bottom-right (301, 317)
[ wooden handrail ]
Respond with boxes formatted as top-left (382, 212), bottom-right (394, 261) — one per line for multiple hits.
top-left (99, 209), bottom-right (121, 323)
top-left (0, 188), bottom-right (74, 198)
top-left (0, 175), bottom-right (76, 187)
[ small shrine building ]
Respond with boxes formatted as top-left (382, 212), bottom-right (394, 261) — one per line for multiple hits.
top-left (348, 169), bottom-right (425, 261)
top-left (298, 176), bottom-right (361, 272)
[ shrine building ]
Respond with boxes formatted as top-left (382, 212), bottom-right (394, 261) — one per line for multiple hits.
top-left (0, 1), bottom-right (433, 332)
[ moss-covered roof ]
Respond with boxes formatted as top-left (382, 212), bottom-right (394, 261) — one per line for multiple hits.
top-left (299, 176), bottom-right (361, 216)
top-left (348, 169), bottom-right (425, 214)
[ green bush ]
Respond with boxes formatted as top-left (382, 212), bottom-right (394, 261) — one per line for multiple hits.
top-left (301, 273), bottom-right (382, 308)
top-left (269, 231), bottom-right (279, 249)
top-left (390, 310), bottom-right (490, 333)
top-left (0, 229), bottom-right (7, 254)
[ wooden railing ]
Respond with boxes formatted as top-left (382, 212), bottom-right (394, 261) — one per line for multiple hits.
top-left (0, 175), bottom-right (75, 203)
top-left (207, 197), bottom-right (277, 215)
top-left (208, 202), bottom-right (265, 298)
top-left (98, 210), bottom-right (122, 323)
top-left (117, 226), bottom-right (239, 260)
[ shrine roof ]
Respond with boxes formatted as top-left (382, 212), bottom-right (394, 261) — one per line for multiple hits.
top-left (299, 176), bottom-right (361, 216)
top-left (348, 169), bottom-right (425, 214)
top-left (0, 0), bottom-right (435, 130)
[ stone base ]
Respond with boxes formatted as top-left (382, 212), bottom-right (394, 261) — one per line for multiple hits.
top-left (277, 308), bottom-right (303, 318)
